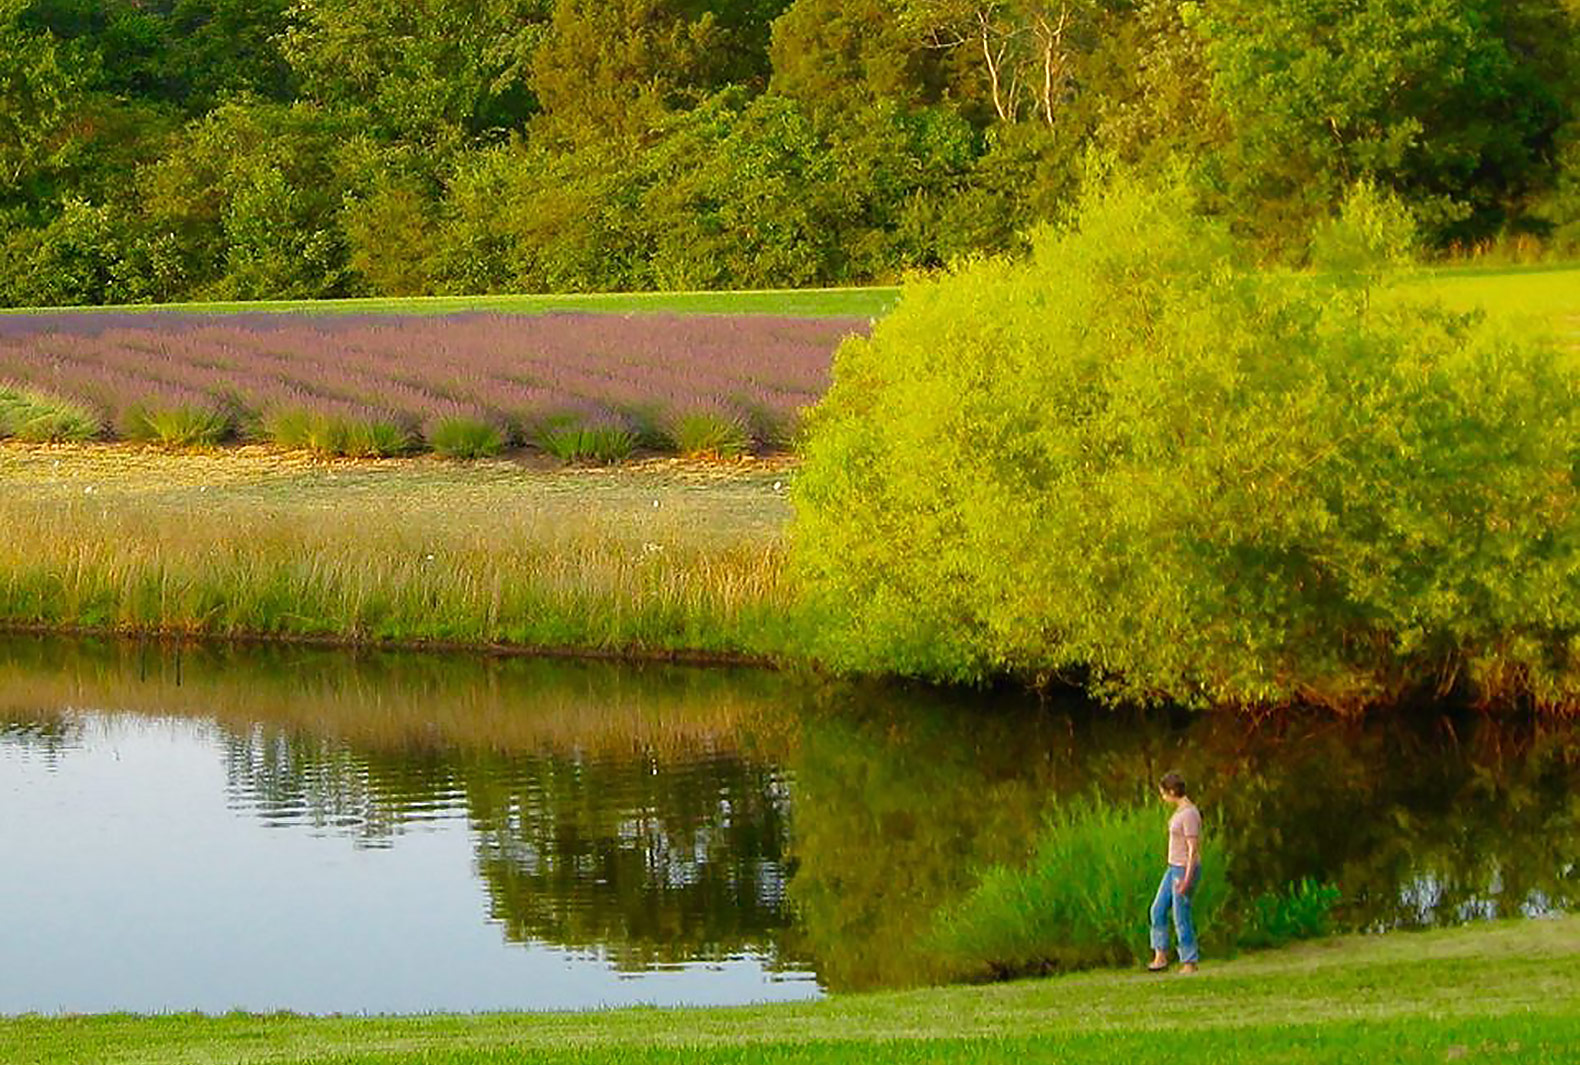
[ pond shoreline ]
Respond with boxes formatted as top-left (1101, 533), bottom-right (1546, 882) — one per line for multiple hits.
top-left (0, 620), bottom-right (787, 670)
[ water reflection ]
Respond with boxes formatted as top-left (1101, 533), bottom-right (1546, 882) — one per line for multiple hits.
top-left (0, 635), bottom-right (1576, 1011)
top-left (469, 749), bottom-right (792, 971)
top-left (780, 685), bottom-right (1580, 988)
top-left (0, 715), bottom-right (83, 765)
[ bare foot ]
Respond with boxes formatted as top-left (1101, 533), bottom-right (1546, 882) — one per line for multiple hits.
top-left (1178, 962), bottom-right (1199, 975)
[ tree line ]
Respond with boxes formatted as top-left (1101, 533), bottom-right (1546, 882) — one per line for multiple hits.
top-left (3, 0), bottom-right (1579, 306)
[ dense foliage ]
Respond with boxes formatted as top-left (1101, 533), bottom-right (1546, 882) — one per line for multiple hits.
top-left (791, 174), bottom-right (1580, 712)
top-left (2, 0), bottom-right (1579, 305)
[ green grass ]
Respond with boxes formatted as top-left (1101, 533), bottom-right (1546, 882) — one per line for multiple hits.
top-left (0, 286), bottom-right (902, 319)
top-left (0, 264), bottom-right (1570, 329)
top-left (2, 918), bottom-right (1576, 1064)
top-left (1409, 263), bottom-right (1580, 337)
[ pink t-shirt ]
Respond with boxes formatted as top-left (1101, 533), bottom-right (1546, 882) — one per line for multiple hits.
top-left (1168, 802), bottom-right (1202, 867)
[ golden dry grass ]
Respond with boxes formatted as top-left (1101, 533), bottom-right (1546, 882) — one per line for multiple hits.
top-left (0, 444), bottom-right (798, 657)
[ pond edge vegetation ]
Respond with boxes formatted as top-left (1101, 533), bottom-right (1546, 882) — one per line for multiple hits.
top-left (6, 183), bottom-right (1580, 713)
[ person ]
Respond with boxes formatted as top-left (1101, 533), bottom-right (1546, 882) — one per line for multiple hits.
top-left (1148, 770), bottom-right (1201, 974)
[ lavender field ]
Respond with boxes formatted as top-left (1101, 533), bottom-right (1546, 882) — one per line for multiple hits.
top-left (0, 312), bottom-right (867, 458)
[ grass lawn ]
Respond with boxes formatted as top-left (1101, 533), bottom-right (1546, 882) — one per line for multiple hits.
top-left (3, 917), bottom-right (1576, 1064)
top-left (0, 263), bottom-right (1572, 330)
top-left (1410, 264), bottom-right (1580, 342)
top-left (0, 286), bottom-right (903, 320)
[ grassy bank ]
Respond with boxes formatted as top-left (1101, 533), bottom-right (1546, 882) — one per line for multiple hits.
top-left (0, 446), bottom-right (794, 659)
top-left (4, 917), bottom-right (1576, 1064)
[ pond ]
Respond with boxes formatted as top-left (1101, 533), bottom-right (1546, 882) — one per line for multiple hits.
top-left (1, 636), bottom-right (1576, 1014)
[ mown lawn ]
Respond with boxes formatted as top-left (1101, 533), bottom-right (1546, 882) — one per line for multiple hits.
top-left (0, 286), bottom-right (903, 320)
top-left (1410, 264), bottom-right (1580, 342)
top-left (0, 263), bottom-right (1574, 331)
top-left (3, 918), bottom-right (1576, 1064)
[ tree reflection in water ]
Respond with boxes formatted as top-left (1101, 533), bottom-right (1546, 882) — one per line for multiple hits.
top-left (1, 634), bottom-right (1576, 992)
top-left (781, 686), bottom-right (1580, 989)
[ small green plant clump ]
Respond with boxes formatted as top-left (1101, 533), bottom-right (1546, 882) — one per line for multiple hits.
top-left (0, 386), bottom-right (101, 442)
top-left (120, 406), bottom-right (232, 448)
top-left (428, 416), bottom-right (506, 460)
top-left (1236, 878), bottom-right (1343, 950)
top-left (793, 171), bottom-right (1580, 712)
top-left (669, 409), bottom-right (751, 459)
top-left (262, 409), bottom-right (412, 457)
top-left (537, 420), bottom-right (638, 464)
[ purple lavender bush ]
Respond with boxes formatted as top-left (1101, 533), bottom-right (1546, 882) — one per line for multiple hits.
top-left (0, 312), bottom-right (865, 458)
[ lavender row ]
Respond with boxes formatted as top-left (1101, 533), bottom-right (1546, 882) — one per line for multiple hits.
top-left (0, 312), bottom-right (866, 447)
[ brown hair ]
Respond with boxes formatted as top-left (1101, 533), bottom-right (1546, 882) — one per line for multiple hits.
top-left (1159, 771), bottom-right (1188, 798)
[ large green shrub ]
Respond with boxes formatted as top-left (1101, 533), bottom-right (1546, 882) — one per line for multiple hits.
top-left (791, 173), bottom-right (1580, 711)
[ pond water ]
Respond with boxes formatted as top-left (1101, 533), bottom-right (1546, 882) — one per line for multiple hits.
top-left (1, 636), bottom-right (1576, 1014)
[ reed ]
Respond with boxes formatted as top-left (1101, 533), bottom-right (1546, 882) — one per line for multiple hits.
top-left (931, 795), bottom-right (1342, 977)
top-left (931, 796), bottom-right (1227, 975)
top-left (0, 491), bottom-right (794, 659)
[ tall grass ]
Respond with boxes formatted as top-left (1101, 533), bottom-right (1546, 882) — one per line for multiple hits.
top-left (538, 421), bottom-right (639, 463)
top-left (932, 797), bottom-right (1343, 977)
top-left (932, 797), bottom-right (1228, 975)
top-left (261, 409), bottom-right (412, 457)
top-left (0, 494), bottom-right (794, 659)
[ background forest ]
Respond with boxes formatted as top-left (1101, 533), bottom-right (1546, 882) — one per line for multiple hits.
top-left (5, 0), bottom-right (1580, 307)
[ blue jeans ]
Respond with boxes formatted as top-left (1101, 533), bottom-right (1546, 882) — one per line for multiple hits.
top-left (1150, 865), bottom-right (1200, 963)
